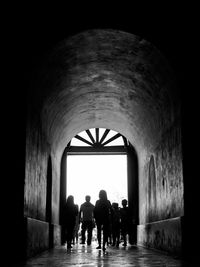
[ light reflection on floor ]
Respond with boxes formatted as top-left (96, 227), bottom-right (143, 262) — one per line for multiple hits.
top-left (13, 241), bottom-right (193, 267)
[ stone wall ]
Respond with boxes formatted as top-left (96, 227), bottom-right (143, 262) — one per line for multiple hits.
top-left (138, 119), bottom-right (183, 253)
top-left (137, 217), bottom-right (182, 255)
top-left (24, 119), bottom-right (49, 220)
top-left (24, 117), bottom-right (61, 257)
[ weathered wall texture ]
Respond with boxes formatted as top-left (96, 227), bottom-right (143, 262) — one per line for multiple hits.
top-left (51, 153), bottom-right (60, 224)
top-left (137, 217), bottom-right (182, 255)
top-left (24, 120), bottom-right (48, 220)
top-left (25, 120), bottom-right (60, 224)
top-left (153, 122), bottom-right (183, 221)
top-left (26, 217), bottom-right (49, 258)
top-left (138, 119), bottom-right (183, 253)
top-left (140, 121), bottom-right (183, 225)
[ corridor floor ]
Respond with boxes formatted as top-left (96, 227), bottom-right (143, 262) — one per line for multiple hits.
top-left (13, 242), bottom-right (194, 267)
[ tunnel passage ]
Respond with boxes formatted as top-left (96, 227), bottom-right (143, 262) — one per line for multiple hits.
top-left (25, 29), bottom-right (182, 258)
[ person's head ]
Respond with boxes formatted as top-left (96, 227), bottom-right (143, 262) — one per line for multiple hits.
top-left (66, 195), bottom-right (74, 205)
top-left (112, 202), bottom-right (119, 209)
top-left (122, 199), bottom-right (127, 207)
top-left (85, 195), bottom-right (91, 202)
top-left (99, 189), bottom-right (107, 201)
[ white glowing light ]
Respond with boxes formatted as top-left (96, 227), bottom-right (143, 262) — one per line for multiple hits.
top-left (66, 155), bottom-right (127, 208)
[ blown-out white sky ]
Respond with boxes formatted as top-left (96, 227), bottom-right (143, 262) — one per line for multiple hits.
top-left (66, 155), bottom-right (127, 208)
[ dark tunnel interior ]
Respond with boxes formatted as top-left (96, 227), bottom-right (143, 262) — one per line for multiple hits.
top-left (3, 5), bottom-right (199, 264)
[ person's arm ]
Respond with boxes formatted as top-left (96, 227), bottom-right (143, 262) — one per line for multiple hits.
top-left (75, 204), bottom-right (79, 215)
top-left (93, 201), bottom-right (98, 220)
top-left (108, 200), bottom-right (113, 215)
top-left (91, 204), bottom-right (95, 219)
top-left (79, 205), bottom-right (82, 223)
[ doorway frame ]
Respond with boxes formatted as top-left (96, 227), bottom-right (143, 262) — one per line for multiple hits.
top-left (59, 128), bottom-right (138, 245)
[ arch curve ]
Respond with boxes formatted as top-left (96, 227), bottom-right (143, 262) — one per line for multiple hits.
top-left (27, 29), bottom-right (179, 157)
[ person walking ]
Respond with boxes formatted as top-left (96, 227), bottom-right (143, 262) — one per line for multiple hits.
top-left (111, 202), bottom-right (120, 247)
top-left (79, 195), bottom-right (95, 245)
top-left (120, 199), bottom-right (131, 247)
top-left (94, 190), bottom-right (112, 251)
top-left (64, 195), bottom-right (78, 249)
top-left (72, 205), bottom-right (80, 245)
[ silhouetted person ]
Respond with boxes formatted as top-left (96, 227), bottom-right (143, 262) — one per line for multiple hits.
top-left (120, 199), bottom-right (131, 247)
top-left (94, 189), bottom-right (112, 251)
top-left (72, 205), bottom-right (80, 245)
top-left (111, 202), bottom-right (120, 247)
top-left (79, 195), bottom-right (95, 245)
top-left (64, 195), bottom-right (78, 249)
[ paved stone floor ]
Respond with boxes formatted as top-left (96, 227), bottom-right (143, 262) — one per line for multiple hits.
top-left (12, 242), bottom-right (195, 267)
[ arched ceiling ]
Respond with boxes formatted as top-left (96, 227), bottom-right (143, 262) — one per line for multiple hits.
top-left (28, 29), bottom-right (180, 156)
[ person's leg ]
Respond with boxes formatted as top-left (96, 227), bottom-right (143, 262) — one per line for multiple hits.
top-left (102, 223), bottom-right (109, 251)
top-left (75, 228), bottom-right (79, 244)
top-left (81, 221), bottom-right (86, 244)
top-left (112, 226), bottom-right (116, 246)
top-left (116, 225), bottom-right (120, 247)
top-left (122, 231), bottom-right (127, 246)
top-left (66, 224), bottom-right (74, 248)
top-left (96, 223), bottom-right (102, 248)
top-left (87, 221), bottom-right (93, 245)
top-left (72, 227), bottom-right (76, 245)
top-left (112, 233), bottom-right (116, 246)
top-left (121, 224), bottom-right (127, 246)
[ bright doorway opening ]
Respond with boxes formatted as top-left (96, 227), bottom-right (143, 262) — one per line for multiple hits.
top-left (66, 155), bottom-right (128, 208)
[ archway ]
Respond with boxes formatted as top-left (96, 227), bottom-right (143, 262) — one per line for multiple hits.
top-left (60, 128), bottom-right (139, 245)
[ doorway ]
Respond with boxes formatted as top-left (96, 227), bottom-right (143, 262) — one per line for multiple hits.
top-left (67, 154), bottom-right (128, 207)
top-left (60, 128), bottom-right (138, 245)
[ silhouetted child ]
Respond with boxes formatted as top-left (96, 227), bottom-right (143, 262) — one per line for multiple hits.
top-left (111, 202), bottom-right (120, 247)
top-left (72, 205), bottom-right (80, 245)
top-left (120, 199), bottom-right (131, 247)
